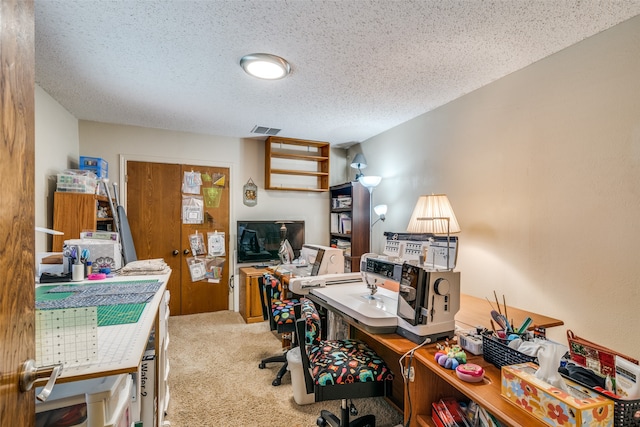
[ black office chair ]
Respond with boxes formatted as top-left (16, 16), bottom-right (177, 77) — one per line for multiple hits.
top-left (258, 272), bottom-right (299, 386)
top-left (294, 299), bottom-right (394, 427)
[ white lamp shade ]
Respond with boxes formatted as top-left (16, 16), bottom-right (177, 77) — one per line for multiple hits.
top-left (406, 194), bottom-right (461, 234)
top-left (358, 175), bottom-right (382, 191)
top-left (374, 204), bottom-right (387, 216)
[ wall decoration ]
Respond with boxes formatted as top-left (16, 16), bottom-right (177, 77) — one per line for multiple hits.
top-left (243, 178), bottom-right (257, 207)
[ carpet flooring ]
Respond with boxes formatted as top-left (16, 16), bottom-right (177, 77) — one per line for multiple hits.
top-left (164, 310), bottom-right (404, 426)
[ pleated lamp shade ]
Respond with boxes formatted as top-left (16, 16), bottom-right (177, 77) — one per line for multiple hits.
top-left (406, 194), bottom-right (461, 234)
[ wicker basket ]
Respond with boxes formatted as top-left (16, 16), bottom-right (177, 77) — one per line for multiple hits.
top-left (482, 333), bottom-right (537, 369)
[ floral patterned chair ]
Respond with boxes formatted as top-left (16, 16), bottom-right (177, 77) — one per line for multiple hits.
top-left (294, 299), bottom-right (394, 427)
top-left (257, 272), bottom-right (298, 386)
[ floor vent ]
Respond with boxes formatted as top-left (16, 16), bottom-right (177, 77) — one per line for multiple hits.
top-left (251, 125), bottom-right (281, 135)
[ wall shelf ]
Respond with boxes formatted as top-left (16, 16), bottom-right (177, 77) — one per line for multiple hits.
top-left (265, 136), bottom-right (330, 192)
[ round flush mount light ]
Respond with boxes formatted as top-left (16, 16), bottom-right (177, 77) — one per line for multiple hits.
top-left (240, 53), bottom-right (291, 80)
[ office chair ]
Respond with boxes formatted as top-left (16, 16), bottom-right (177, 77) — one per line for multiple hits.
top-left (258, 272), bottom-right (299, 386)
top-left (294, 299), bottom-right (394, 427)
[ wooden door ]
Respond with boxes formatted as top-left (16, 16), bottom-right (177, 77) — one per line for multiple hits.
top-left (179, 163), bottom-right (230, 313)
top-left (126, 161), bottom-right (183, 314)
top-left (1, 0), bottom-right (36, 425)
top-left (126, 161), bottom-right (230, 315)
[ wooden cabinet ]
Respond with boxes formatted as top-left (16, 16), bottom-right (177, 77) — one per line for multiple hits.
top-left (265, 136), bottom-right (330, 192)
top-left (239, 267), bottom-right (267, 323)
top-left (52, 192), bottom-right (115, 251)
top-left (329, 182), bottom-right (370, 272)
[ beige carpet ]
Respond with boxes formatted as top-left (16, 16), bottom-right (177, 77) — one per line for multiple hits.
top-left (165, 310), bottom-right (404, 427)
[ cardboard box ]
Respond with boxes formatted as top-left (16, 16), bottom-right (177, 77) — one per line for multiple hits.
top-left (501, 362), bottom-right (614, 426)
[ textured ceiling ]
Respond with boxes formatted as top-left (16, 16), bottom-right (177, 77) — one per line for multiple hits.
top-left (34, 0), bottom-right (640, 146)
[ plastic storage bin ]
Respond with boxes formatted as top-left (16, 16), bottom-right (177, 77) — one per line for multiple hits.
top-left (286, 347), bottom-right (315, 405)
top-left (36, 374), bottom-right (133, 427)
top-left (56, 170), bottom-right (98, 194)
top-left (80, 156), bottom-right (108, 179)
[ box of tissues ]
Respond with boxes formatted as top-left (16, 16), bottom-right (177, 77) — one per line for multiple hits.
top-left (502, 362), bottom-right (613, 426)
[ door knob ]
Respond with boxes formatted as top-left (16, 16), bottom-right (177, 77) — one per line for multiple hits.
top-left (20, 360), bottom-right (63, 401)
top-left (172, 249), bottom-right (179, 256)
top-left (183, 249), bottom-right (190, 255)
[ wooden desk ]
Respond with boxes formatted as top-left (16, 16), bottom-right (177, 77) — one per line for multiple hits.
top-left (349, 294), bottom-right (563, 427)
top-left (356, 328), bottom-right (550, 427)
top-left (456, 293), bottom-right (564, 331)
top-left (272, 269), bottom-right (564, 426)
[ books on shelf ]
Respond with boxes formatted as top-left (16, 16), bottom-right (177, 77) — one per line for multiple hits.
top-left (330, 212), bottom-right (352, 234)
top-left (340, 215), bottom-right (351, 234)
top-left (330, 238), bottom-right (351, 253)
top-left (330, 213), bottom-right (340, 233)
top-left (331, 196), bottom-right (352, 209)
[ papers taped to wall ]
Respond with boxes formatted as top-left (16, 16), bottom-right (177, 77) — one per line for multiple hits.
top-left (182, 195), bottom-right (204, 224)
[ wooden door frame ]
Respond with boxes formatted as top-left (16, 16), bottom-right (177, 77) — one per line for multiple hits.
top-left (119, 154), bottom-right (237, 311)
top-left (1, 0), bottom-right (35, 424)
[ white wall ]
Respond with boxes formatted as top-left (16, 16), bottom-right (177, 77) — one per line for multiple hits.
top-left (34, 85), bottom-right (79, 253)
top-left (77, 122), bottom-right (336, 309)
top-left (34, 16), bottom-right (640, 358)
top-left (360, 16), bottom-right (640, 356)
top-left (77, 121), bottom-right (331, 244)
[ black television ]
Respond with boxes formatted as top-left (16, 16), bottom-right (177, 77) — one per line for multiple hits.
top-left (237, 220), bottom-right (305, 264)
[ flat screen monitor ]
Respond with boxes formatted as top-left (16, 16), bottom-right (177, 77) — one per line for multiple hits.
top-left (237, 220), bottom-right (305, 264)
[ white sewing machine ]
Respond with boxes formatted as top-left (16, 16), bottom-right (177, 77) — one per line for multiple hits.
top-left (288, 256), bottom-right (461, 343)
top-left (277, 244), bottom-right (345, 277)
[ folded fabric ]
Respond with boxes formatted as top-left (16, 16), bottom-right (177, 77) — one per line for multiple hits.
top-left (120, 258), bottom-right (171, 275)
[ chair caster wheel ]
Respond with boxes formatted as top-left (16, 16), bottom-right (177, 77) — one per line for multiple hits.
top-left (316, 416), bottom-right (326, 426)
top-left (272, 378), bottom-right (281, 386)
top-left (258, 362), bottom-right (266, 369)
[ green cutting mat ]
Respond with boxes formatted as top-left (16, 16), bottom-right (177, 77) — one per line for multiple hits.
top-left (96, 303), bottom-right (146, 326)
top-left (36, 282), bottom-right (153, 327)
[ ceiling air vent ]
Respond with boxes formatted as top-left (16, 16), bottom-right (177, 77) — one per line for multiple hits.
top-left (251, 125), bottom-right (281, 136)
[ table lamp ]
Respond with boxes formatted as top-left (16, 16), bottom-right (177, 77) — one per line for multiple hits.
top-left (406, 194), bottom-right (460, 269)
top-left (350, 153), bottom-right (368, 179)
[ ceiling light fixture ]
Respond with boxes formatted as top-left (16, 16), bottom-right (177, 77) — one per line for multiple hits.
top-left (240, 53), bottom-right (291, 80)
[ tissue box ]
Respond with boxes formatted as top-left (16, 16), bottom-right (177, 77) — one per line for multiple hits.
top-left (502, 362), bottom-right (613, 427)
top-left (64, 239), bottom-right (122, 270)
